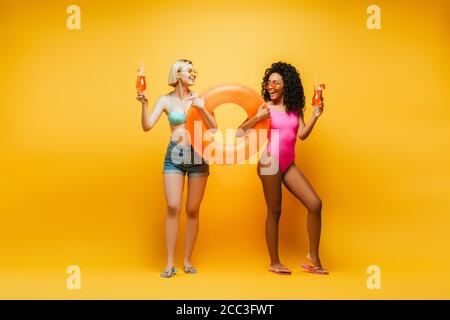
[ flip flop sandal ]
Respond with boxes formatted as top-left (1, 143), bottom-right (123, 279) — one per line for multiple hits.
top-left (301, 264), bottom-right (329, 275)
top-left (183, 265), bottom-right (198, 274)
top-left (268, 268), bottom-right (292, 275)
top-left (160, 267), bottom-right (177, 278)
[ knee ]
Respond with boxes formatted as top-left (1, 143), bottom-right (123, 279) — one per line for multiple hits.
top-left (185, 206), bottom-right (199, 219)
top-left (167, 203), bottom-right (181, 217)
top-left (308, 197), bottom-right (322, 214)
top-left (267, 206), bottom-right (282, 220)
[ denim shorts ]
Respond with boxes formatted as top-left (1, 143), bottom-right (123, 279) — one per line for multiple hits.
top-left (163, 140), bottom-right (209, 177)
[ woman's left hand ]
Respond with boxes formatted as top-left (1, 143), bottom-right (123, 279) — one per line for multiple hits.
top-left (312, 98), bottom-right (324, 118)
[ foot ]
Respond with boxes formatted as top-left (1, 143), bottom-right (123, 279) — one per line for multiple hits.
top-left (304, 253), bottom-right (329, 275)
top-left (183, 264), bottom-right (198, 274)
top-left (268, 263), bottom-right (292, 275)
top-left (160, 266), bottom-right (177, 278)
top-left (306, 252), bottom-right (323, 268)
top-left (301, 263), bottom-right (329, 275)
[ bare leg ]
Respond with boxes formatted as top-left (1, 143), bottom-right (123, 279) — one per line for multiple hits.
top-left (257, 160), bottom-right (290, 273)
top-left (282, 165), bottom-right (324, 268)
top-left (163, 173), bottom-right (185, 271)
top-left (184, 175), bottom-right (208, 270)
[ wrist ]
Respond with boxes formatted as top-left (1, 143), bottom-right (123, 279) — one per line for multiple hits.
top-left (312, 109), bottom-right (319, 118)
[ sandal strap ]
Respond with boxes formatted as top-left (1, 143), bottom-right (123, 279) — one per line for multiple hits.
top-left (313, 267), bottom-right (328, 274)
top-left (160, 267), bottom-right (176, 278)
top-left (184, 265), bottom-right (198, 273)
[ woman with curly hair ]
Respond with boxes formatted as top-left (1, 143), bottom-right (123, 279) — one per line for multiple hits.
top-left (238, 62), bottom-right (328, 275)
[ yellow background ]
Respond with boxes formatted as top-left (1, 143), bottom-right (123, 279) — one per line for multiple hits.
top-left (1, 0), bottom-right (449, 299)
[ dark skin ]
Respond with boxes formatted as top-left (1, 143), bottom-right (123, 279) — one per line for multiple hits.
top-left (239, 72), bottom-right (327, 274)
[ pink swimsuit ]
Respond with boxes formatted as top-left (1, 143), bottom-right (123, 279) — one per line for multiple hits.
top-left (266, 108), bottom-right (299, 173)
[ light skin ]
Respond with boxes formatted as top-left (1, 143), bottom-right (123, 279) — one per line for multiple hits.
top-left (136, 63), bottom-right (217, 273)
top-left (239, 72), bottom-right (326, 273)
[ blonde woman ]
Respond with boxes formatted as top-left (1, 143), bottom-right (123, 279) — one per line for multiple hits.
top-left (136, 59), bottom-right (217, 277)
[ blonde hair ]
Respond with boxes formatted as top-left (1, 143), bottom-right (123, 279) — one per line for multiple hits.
top-left (168, 59), bottom-right (193, 87)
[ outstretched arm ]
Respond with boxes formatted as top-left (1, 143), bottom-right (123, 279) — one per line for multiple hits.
top-left (137, 95), bottom-right (166, 132)
top-left (297, 100), bottom-right (324, 140)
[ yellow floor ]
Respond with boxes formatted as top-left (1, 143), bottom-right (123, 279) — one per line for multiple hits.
top-left (1, 265), bottom-right (448, 300)
top-left (1, 247), bottom-right (449, 299)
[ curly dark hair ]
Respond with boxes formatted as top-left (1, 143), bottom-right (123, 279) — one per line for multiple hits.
top-left (261, 61), bottom-right (305, 113)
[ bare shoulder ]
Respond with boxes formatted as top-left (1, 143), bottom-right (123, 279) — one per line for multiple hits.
top-left (156, 95), bottom-right (170, 113)
top-left (163, 91), bottom-right (175, 99)
top-left (154, 95), bottom-right (166, 104)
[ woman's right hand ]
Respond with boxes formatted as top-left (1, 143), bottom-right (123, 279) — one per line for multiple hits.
top-left (136, 92), bottom-right (148, 105)
top-left (255, 103), bottom-right (270, 121)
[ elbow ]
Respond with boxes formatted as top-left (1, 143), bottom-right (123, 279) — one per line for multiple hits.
top-left (208, 123), bottom-right (218, 134)
top-left (143, 120), bottom-right (156, 132)
top-left (297, 129), bottom-right (308, 140)
top-left (206, 124), bottom-right (218, 134)
top-left (206, 121), bottom-right (218, 133)
top-left (236, 127), bottom-right (245, 138)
